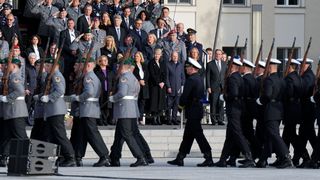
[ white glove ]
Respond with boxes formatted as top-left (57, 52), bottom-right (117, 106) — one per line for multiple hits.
top-left (310, 96), bottom-right (316, 103)
top-left (1, 96), bottom-right (8, 103)
top-left (256, 98), bottom-right (262, 105)
top-left (33, 95), bottom-right (39, 101)
top-left (109, 96), bottom-right (115, 103)
top-left (181, 86), bottom-right (184, 93)
top-left (40, 95), bottom-right (49, 103)
top-left (219, 94), bottom-right (225, 102)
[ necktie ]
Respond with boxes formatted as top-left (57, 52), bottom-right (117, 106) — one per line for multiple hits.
top-left (116, 28), bottom-right (120, 40)
top-left (87, 16), bottom-right (91, 25)
top-left (217, 61), bottom-right (221, 72)
top-left (125, 18), bottom-right (129, 28)
top-left (158, 29), bottom-right (162, 39)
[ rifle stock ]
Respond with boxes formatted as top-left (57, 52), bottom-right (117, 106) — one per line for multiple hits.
top-left (260, 38), bottom-right (275, 94)
top-left (254, 40), bottom-right (263, 76)
top-left (284, 37), bottom-right (296, 77)
top-left (223, 35), bottom-right (239, 95)
top-left (240, 38), bottom-right (247, 63)
top-left (44, 38), bottom-right (65, 95)
top-left (299, 37), bottom-right (312, 76)
top-left (313, 59), bottom-right (320, 95)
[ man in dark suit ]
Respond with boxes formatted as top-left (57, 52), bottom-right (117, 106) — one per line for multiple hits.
top-left (129, 18), bottom-right (147, 52)
top-left (107, 14), bottom-right (127, 49)
top-left (121, 6), bottom-right (135, 32)
top-left (206, 49), bottom-right (226, 125)
top-left (77, 4), bottom-right (93, 34)
top-left (92, 0), bottom-right (109, 17)
top-left (59, 18), bottom-right (80, 95)
top-left (149, 18), bottom-right (168, 40)
top-left (255, 58), bottom-right (292, 169)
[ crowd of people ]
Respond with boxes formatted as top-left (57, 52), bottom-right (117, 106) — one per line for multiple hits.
top-left (0, 0), bottom-right (320, 170)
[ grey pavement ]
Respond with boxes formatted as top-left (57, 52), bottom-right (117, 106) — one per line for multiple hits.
top-left (1, 158), bottom-right (320, 180)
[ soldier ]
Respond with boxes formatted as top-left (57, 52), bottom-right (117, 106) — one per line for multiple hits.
top-left (70, 29), bottom-right (101, 60)
top-left (46, 7), bottom-right (68, 44)
top-left (167, 58), bottom-right (213, 167)
top-left (145, 0), bottom-right (162, 26)
top-left (281, 59), bottom-right (303, 167)
top-left (66, 0), bottom-right (83, 26)
top-left (214, 58), bottom-right (254, 168)
top-left (0, 58), bottom-right (6, 167)
top-left (295, 58), bottom-right (317, 168)
top-left (12, 45), bottom-right (25, 85)
top-left (0, 58), bottom-right (29, 166)
top-left (255, 58), bottom-right (292, 168)
top-left (109, 58), bottom-right (148, 167)
top-left (36, 57), bottom-right (76, 167)
top-left (70, 57), bottom-right (111, 167)
top-left (91, 17), bottom-right (107, 48)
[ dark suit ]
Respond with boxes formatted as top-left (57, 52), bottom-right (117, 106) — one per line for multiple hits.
top-left (133, 63), bottom-right (149, 119)
top-left (121, 16), bottom-right (135, 32)
top-left (92, 2), bottom-right (109, 17)
top-left (24, 46), bottom-right (44, 60)
top-left (149, 28), bottom-right (168, 40)
top-left (219, 72), bottom-right (251, 161)
top-left (107, 26), bottom-right (127, 49)
top-left (178, 72), bottom-right (211, 155)
top-left (206, 60), bottom-right (227, 124)
top-left (129, 28), bottom-right (148, 52)
top-left (77, 15), bottom-right (92, 34)
top-left (59, 29), bottom-right (80, 95)
top-left (259, 72), bottom-right (289, 160)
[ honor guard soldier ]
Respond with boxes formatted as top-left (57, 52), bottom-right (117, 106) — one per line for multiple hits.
top-left (109, 58), bottom-right (148, 167)
top-left (70, 57), bottom-right (111, 167)
top-left (36, 57), bottom-right (76, 167)
top-left (168, 57), bottom-right (213, 167)
top-left (0, 58), bottom-right (29, 166)
top-left (282, 59), bottom-right (303, 167)
top-left (295, 58), bottom-right (317, 168)
top-left (214, 58), bottom-right (255, 168)
top-left (255, 58), bottom-right (292, 168)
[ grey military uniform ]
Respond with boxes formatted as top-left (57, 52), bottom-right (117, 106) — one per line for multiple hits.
top-left (79, 71), bottom-right (101, 119)
top-left (91, 29), bottom-right (107, 48)
top-left (2, 71), bottom-right (29, 120)
top-left (0, 40), bottom-right (9, 59)
top-left (70, 40), bottom-right (101, 60)
top-left (112, 71), bottom-right (140, 119)
top-left (46, 16), bottom-right (68, 43)
top-left (43, 70), bottom-right (67, 118)
top-left (31, 4), bottom-right (59, 37)
top-left (67, 6), bottom-right (83, 26)
top-left (157, 39), bottom-right (187, 63)
top-left (0, 71), bottom-right (3, 118)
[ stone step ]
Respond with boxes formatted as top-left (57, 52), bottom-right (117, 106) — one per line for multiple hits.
top-left (26, 127), bottom-right (315, 158)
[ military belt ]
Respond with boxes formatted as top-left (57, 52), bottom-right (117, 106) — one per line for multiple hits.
top-left (122, 96), bottom-right (138, 100)
top-left (86, 98), bottom-right (99, 102)
top-left (16, 96), bottom-right (25, 100)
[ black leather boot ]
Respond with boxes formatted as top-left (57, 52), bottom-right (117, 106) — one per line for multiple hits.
top-left (75, 157), bottom-right (83, 167)
top-left (93, 156), bottom-right (110, 167)
top-left (238, 153), bottom-right (255, 168)
top-left (197, 151), bottom-right (214, 167)
top-left (276, 154), bottom-right (293, 169)
top-left (227, 156), bottom-right (237, 167)
top-left (167, 152), bottom-right (185, 166)
top-left (145, 152), bottom-right (154, 164)
top-left (213, 159), bottom-right (227, 167)
top-left (130, 158), bottom-right (148, 167)
top-left (110, 158), bottom-right (120, 167)
top-left (255, 159), bottom-right (268, 168)
top-left (60, 156), bottom-right (76, 167)
top-left (297, 152), bottom-right (310, 168)
top-left (0, 156), bottom-right (7, 167)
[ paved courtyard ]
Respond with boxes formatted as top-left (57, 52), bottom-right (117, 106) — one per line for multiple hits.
top-left (1, 158), bottom-right (320, 180)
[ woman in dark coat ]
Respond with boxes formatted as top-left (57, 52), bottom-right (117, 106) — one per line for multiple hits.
top-left (24, 35), bottom-right (44, 60)
top-left (94, 55), bottom-right (115, 125)
top-left (133, 51), bottom-right (149, 125)
top-left (143, 33), bottom-right (159, 64)
top-left (100, 35), bottom-right (118, 72)
top-left (148, 48), bottom-right (167, 125)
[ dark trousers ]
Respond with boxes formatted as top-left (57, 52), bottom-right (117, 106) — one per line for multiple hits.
top-left (209, 91), bottom-right (224, 123)
top-left (0, 118), bottom-right (4, 155)
top-left (261, 120), bottom-right (289, 160)
top-left (297, 119), bottom-right (317, 157)
top-left (80, 117), bottom-right (109, 157)
top-left (220, 111), bottom-right (251, 160)
top-left (1, 118), bottom-right (28, 156)
top-left (46, 115), bottom-right (75, 158)
top-left (282, 123), bottom-right (300, 155)
top-left (241, 111), bottom-right (260, 158)
top-left (166, 95), bottom-right (180, 122)
top-left (70, 116), bottom-right (87, 158)
top-left (138, 98), bottom-right (146, 120)
top-left (110, 118), bottom-right (144, 160)
top-left (30, 118), bottom-right (47, 141)
top-left (178, 118), bottom-right (211, 155)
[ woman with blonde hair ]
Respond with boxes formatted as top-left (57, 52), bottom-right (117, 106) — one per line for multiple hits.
top-left (143, 33), bottom-right (159, 64)
top-left (99, 12), bottom-right (112, 31)
top-left (94, 55), bottom-right (115, 125)
top-left (100, 35), bottom-right (118, 71)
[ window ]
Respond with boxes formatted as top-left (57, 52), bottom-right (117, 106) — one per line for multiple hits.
top-left (223, 0), bottom-right (245, 5)
top-left (277, 0), bottom-right (299, 6)
top-left (167, 0), bottom-right (192, 4)
top-left (277, 47), bottom-right (300, 75)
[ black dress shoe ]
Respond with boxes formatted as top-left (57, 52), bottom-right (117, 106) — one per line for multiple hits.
top-left (276, 157), bottom-right (293, 169)
top-left (93, 156), bottom-right (110, 167)
top-left (110, 159), bottom-right (120, 167)
top-left (238, 159), bottom-right (255, 168)
top-left (218, 121), bottom-right (225, 125)
top-left (227, 159), bottom-right (236, 167)
top-left (145, 153), bottom-right (154, 164)
top-left (76, 158), bottom-right (83, 167)
top-left (0, 156), bottom-right (7, 167)
top-left (130, 158), bottom-right (148, 167)
top-left (213, 160), bottom-right (227, 167)
top-left (255, 160), bottom-right (267, 168)
top-left (197, 159), bottom-right (214, 167)
top-left (167, 158), bottom-right (184, 166)
top-left (60, 158), bottom-right (76, 167)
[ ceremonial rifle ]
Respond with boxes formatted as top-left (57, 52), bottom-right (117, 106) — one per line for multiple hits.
top-left (299, 37), bottom-right (312, 76)
top-left (284, 37), bottom-right (296, 77)
top-left (34, 37), bottom-right (50, 94)
top-left (260, 38), bottom-right (275, 94)
top-left (240, 38), bottom-right (247, 63)
top-left (313, 59), bottom-right (320, 95)
top-left (254, 40), bottom-right (263, 76)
